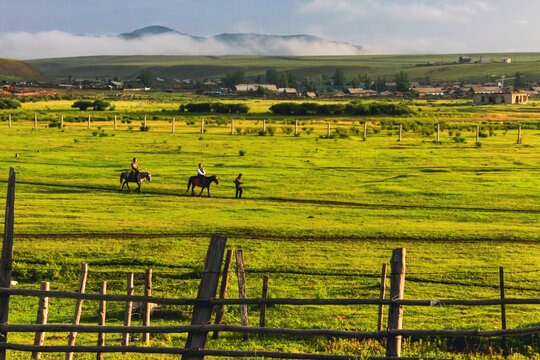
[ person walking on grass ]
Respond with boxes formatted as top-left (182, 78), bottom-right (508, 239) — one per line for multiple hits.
top-left (234, 173), bottom-right (243, 198)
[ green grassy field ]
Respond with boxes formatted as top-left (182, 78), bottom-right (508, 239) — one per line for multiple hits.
top-left (27, 53), bottom-right (540, 83)
top-left (0, 97), bottom-right (539, 359)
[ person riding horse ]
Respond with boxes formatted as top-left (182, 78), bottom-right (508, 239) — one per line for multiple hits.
top-left (131, 158), bottom-right (140, 185)
top-left (197, 163), bottom-right (206, 187)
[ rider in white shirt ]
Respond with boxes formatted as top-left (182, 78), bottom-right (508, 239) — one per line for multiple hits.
top-left (197, 163), bottom-right (206, 186)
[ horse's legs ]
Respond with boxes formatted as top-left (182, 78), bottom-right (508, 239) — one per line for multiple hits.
top-left (121, 180), bottom-right (125, 191)
top-left (126, 182), bottom-right (131, 192)
top-left (207, 186), bottom-right (210, 197)
top-left (198, 186), bottom-right (204, 197)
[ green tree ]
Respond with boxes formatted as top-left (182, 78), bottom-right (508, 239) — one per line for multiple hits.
top-left (137, 69), bottom-right (154, 88)
top-left (287, 72), bottom-right (297, 88)
top-left (71, 100), bottom-right (94, 111)
top-left (265, 69), bottom-right (278, 84)
top-left (351, 76), bottom-right (359, 89)
top-left (394, 71), bottom-right (410, 92)
top-left (222, 71), bottom-right (245, 89)
top-left (92, 99), bottom-right (111, 111)
top-left (277, 72), bottom-right (288, 88)
top-left (362, 74), bottom-right (371, 89)
top-left (514, 72), bottom-right (525, 89)
top-left (333, 68), bottom-right (346, 86)
top-left (374, 77), bottom-right (387, 92)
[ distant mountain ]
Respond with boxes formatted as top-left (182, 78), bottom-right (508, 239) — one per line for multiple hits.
top-left (0, 58), bottom-right (45, 81)
top-left (116, 26), bottom-right (361, 55)
top-left (119, 26), bottom-right (204, 41)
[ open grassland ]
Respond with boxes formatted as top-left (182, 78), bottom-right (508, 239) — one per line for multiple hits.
top-left (27, 53), bottom-right (540, 83)
top-left (0, 98), bottom-right (539, 359)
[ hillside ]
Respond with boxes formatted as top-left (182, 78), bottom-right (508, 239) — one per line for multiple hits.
top-left (27, 53), bottom-right (540, 83)
top-left (0, 58), bottom-right (45, 81)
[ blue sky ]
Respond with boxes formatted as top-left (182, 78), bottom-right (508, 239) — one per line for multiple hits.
top-left (1, 0), bottom-right (539, 57)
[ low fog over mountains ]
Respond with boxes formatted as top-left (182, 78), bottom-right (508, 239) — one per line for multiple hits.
top-left (1, 26), bottom-right (362, 59)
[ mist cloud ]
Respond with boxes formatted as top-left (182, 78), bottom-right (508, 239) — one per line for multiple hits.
top-left (0, 30), bottom-right (362, 60)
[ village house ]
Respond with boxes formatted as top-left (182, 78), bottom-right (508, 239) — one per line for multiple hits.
top-left (413, 87), bottom-right (445, 96)
top-left (345, 88), bottom-right (365, 96)
top-left (277, 88), bottom-right (298, 98)
top-left (468, 85), bottom-right (503, 95)
top-left (473, 92), bottom-right (528, 105)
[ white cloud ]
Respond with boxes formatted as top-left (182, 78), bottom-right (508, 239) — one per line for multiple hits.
top-left (301, 0), bottom-right (490, 23)
top-left (0, 30), bottom-right (362, 59)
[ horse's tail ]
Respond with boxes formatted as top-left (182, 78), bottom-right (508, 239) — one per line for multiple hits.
top-left (120, 173), bottom-right (123, 184)
top-left (187, 178), bottom-right (191, 192)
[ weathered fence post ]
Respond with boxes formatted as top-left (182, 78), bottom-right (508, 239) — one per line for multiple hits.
top-left (231, 119), bottom-right (234, 135)
top-left (386, 248), bottom-right (406, 358)
top-left (398, 124), bottom-right (402, 142)
top-left (97, 281), bottom-right (107, 360)
top-left (31, 281), bottom-right (50, 360)
top-left (143, 268), bottom-right (153, 343)
top-left (476, 125), bottom-right (480, 144)
top-left (236, 249), bottom-right (249, 341)
top-left (436, 123), bottom-right (440, 142)
top-left (143, 116), bottom-right (147, 130)
top-left (34, 114), bottom-right (37, 128)
top-left (500, 266), bottom-right (506, 330)
top-left (363, 122), bottom-right (367, 141)
top-left (263, 119), bottom-right (266, 133)
top-left (517, 125), bottom-right (522, 144)
top-left (66, 263), bottom-right (88, 360)
top-left (327, 122), bottom-right (330, 138)
top-left (201, 118), bottom-right (205, 134)
top-left (8, 114), bottom-right (11, 128)
top-left (212, 249), bottom-right (233, 339)
top-left (114, 114), bottom-right (117, 130)
top-left (87, 114), bottom-right (91, 129)
top-left (294, 120), bottom-right (298, 136)
top-left (122, 272), bottom-right (134, 351)
top-left (0, 167), bottom-right (15, 360)
top-left (172, 118), bottom-right (175, 133)
top-left (60, 114), bottom-right (64, 129)
top-left (259, 275), bottom-right (269, 328)
top-left (182, 235), bottom-right (227, 360)
top-left (377, 263), bottom-right (388, 331)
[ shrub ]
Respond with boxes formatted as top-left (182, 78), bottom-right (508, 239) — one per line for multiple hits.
top-left (266, 126), bottom-right (276, 136)
top-left (72, 100), bottom-right (94, 111)
top-left (92, 99), bottom-right (110, 111)
top-left (281, 126), bottom-right (293, 135)
top-left (475, 142), bottom-right (482, 148)
top-left (0, 99), bottom-right (21, 109)
top-left (239, 149), bottom-right (246, 156)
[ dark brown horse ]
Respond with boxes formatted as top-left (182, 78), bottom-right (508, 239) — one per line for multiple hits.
top-left (187, 175), bottom-right (219, 197)
top-left (120, 171), bottom-right (151, 192)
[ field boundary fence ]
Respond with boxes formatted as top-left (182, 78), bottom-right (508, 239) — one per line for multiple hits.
top-left (2, 112), bottom-right (531, 145)
top-left (1, 168), bottom-right (539, 360)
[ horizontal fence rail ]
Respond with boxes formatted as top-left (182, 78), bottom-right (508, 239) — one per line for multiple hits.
top-left (0, 288), bottom-right (538, 307)
top-left (0, 343), bottom-right (449, 360)
top-left (0, 324), bottom-right (539, 338)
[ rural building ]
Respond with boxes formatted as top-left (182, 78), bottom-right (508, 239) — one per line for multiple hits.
top-left (277, 88), bottom-right (298, 97)
top-left (459, 55), bottom-right (471, 64)
top-left (235, 84), bottom-right (277, 93)
top-left (345, 88), bottom-right (365, 96)
top-left (502, 58), bottom-right (512, 63)
top-left (414, 87), bottom-right (445, 96)
top-left (469, 85), bottom-right (503, 95)
top-left (473, 92), bottom-right (528, 105)
top-left (304, 91), bottom-right (317, 98)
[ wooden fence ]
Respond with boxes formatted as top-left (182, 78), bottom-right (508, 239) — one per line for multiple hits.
top-left (0, 168), bottom-right (539, 360)
top-left (3, 113), bottom-right (527, 144)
